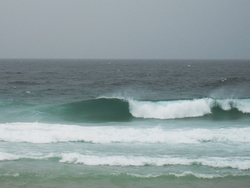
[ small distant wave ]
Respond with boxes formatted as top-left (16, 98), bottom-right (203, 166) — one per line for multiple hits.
top-left (122, 171), bottom-right (247, 179)
top-left (0, 173), bottom-right (20, 177)
top-left (1, 151), bottom-right (250, 170)
top-left (0, 152), bottom-right (57, 162)
top-left (1, 123), bottom-right (250, 144)
top-left (59, 153), bottom-right (250, 170)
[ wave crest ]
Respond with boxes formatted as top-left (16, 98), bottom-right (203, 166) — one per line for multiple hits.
top-left (2, 152), bottom-right (249, 170)
top-left (0, 98), bottom-right (250, 122)
top-left (129, 98), bottom-right (212, 119)
top-left (129, 98), bottom-right (250, 119)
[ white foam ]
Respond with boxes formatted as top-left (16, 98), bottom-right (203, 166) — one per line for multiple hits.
top-left (232, 99), bottom-right (250, 113)
top-left (1, 151), bottom-right (250, 170)
top-left (0, 152), bottom-right (56, 161)
top-left (168, 171), bottom-right (226, 179)
top-left (215, 99), bottom-right (250, 112)
top-left (98, 95), bottom-right (132, 101)
top-left (1, 123), bottom-right (250, 144)
top-left (0, 152), bottom-right (20, 161)
top-left (59, 153), bottom-right (250, 170)
top-left (129, 98), bottom-right (213, 119)
top-left (215, 98), bottom-right (250, 113)
top-left (115, 171), bottom-right (246, 179)
top-left (1, 173), bottom-right (20, 177)
top-left (216, 99), bottom-right (233, 110)
top-left (97, 97), bottom-right (250, 118)
top-left (128, 98), bottom-right (250, 119)
top-left (198, 157), bottom-right (250, 170)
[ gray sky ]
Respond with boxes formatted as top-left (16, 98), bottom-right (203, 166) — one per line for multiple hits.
top-left (1, 0), bottom-right (250, 59)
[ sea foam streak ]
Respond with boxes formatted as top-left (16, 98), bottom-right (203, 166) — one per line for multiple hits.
top-left (125, 172), bottom-right (228, 179)
top-left (1, 123), bottom-right (250, 144)
top-left (0, 152), bottom-right (20, 161)
top-left (128, 98), bottom-right (250, 119)
top-left (60, 154), bottom-right (250, 170)
top-left (1, 151), bottom-right (250, 170)
top-left (0, 152), bottom-right (56, 161)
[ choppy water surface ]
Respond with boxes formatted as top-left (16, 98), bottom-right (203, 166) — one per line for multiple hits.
top-left (0, 59), bottom-right (250, 188)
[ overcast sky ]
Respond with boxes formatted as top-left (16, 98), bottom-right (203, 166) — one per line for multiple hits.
top-left (1, 0), bottom-right (249, 59)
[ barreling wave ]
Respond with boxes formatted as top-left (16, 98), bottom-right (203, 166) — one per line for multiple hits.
top-left (0, 98), bottom-right (132, 123)
top-left (0, 97), bottom-right (250, 122)
top-left (39, 97), bottom-right (250, 121)
top-left (53, 98), bottom-right (132, 122)
top-left (1, 122), bottom-right (250, 144)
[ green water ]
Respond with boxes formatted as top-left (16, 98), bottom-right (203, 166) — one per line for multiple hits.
top-left (1, 59), bottom-right (250, 188)
top-left (1, 160), bottom-right (250, 188)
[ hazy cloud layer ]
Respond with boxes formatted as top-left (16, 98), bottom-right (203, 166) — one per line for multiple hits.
top-left (1, 0), bottom-right (249, 59)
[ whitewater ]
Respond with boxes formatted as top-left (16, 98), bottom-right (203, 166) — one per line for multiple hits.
top-left (1, 122), bottom-right (250, 144)
top-left (0, 59), bottom-right (250, 188)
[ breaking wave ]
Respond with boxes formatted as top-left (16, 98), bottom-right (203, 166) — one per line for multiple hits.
top-left (0, 97), bottom-right (250, 122)
top-left (59, 153), bottom-right (250, 170)
top-left (1, 122), bottom-right (250, 144)
top-left (129, 98), bottom-right (250, 119)
top-left (1, 151), bottom-right (250, 170)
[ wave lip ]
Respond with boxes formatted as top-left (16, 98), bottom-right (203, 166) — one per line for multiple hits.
top-left (215, 99), bottom-right (250, 113)
top-left (129, 98), bottom-right (213, 119)
top-left (128, 98), bottom-right (250, 120)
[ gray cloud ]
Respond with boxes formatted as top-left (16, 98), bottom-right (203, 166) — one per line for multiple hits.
top-left (0, 0), bottom-right (249, 59)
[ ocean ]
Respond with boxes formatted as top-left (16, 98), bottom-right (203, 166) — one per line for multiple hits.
top-left (0, 59), bottom-right (250, 188)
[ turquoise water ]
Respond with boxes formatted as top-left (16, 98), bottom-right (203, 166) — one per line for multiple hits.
top-left (0, 59), bottom-right (250, 188)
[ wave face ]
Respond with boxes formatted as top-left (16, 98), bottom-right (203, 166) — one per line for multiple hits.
top-left (54, 98), bottom-right (132, 122)
top-left (1, 98), bottom-right (250, 123)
